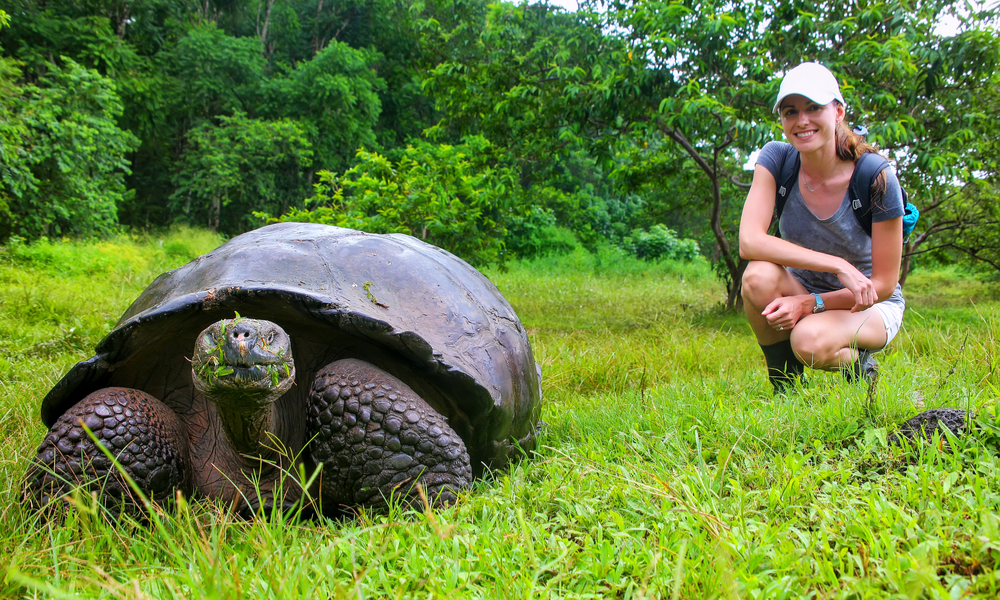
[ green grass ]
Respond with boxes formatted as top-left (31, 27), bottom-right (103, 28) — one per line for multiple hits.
top-left (2, 234), bottom-right (1000, 598)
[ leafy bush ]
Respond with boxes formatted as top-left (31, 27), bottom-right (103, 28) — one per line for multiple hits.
top-left (170, 112), bottom-right (313, 233)
top-left (504, 206), bottom-right (582, 258)
top-left (267, 137), bottom-right (513, 266)
top-left (0, 58), bottom-right (138, 242)
top-left (621, 224), bottom-right (700, 262)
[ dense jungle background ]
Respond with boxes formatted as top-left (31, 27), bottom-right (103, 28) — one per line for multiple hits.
top-left (1, 0), bottom-right (999, 307)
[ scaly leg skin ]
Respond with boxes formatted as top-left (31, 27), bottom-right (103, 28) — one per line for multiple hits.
top-left (24, 387), bottom-right (191, 517)
top-left (308, 359), bottom-right (472, 510)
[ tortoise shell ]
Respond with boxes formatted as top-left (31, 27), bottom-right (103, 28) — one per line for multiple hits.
top-left (41, 223), bottom-right (542, 475)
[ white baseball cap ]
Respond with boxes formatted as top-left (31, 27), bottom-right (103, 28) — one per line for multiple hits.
top-left (772, 62), bottom-right (845, 113)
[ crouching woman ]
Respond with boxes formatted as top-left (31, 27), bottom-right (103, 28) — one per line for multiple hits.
top-left (738, 62), bottom-right (906, 393)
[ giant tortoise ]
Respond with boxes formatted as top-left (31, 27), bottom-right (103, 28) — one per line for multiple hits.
top-left (25, 223), bottom-right (542, 515)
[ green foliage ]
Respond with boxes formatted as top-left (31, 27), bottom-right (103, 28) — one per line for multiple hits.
top-left (1, 0), bottom-right (999, 298)
top-left (583, 0), bottom-right (1000, 305)
top-left (170, 112), bottom-right (313, 232)
top-left (261, 39), bottom-right (383, 172)
top-left (504, 206), bottom-right (583, 258)
top-left (0, 0), bottom-right (428, 237)
top-left (902, 73), bottom-right (1000, 279)
top-left (0, 58), bottom-right (139, 242)
top-left (424, 2), bottom-right (617, 184)
top-left (273, 137), bottom-right (512, 265)
top-left (0, 2), bottom-right (144, 77)
top-left (927, 179), bottom-right (1000, 274)
top-left (622, 224), bottom-right (700, 262)
top-left (165, 23), bottom-right (265, 123)
top-left (0, 57), bottom-right (26, 228)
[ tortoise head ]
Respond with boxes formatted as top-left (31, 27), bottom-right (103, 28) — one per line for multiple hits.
top-left (191, 317), bottom-right (295, 408)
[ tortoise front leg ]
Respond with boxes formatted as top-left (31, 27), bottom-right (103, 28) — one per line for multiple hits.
top-left (24, 387), bottom-right (191, 516)
top-left (307, 359), bottom-right (472, 510)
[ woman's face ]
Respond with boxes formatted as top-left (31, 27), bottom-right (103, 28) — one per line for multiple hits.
top-left (778, 94), bottom-right (844, 154)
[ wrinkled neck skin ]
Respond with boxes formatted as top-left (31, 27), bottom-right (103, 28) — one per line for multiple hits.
top-left (211, 395), bottom-right (284, 460)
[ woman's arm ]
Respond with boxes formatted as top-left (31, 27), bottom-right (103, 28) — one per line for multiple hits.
top-left (870, 216), bottom-right (903, 301)
top-left (739, 164), bottom-right (878, 311)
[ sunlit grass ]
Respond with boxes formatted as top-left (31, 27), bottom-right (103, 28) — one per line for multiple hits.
top-left (2, 234), bottom-right (1000, 598)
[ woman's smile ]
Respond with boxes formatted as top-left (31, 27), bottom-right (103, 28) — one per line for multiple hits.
top-left (779, 94), bottom-right (843, 154)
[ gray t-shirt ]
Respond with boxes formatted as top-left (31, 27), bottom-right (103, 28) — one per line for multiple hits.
top-left (755, 141), bottom-right (904, 293)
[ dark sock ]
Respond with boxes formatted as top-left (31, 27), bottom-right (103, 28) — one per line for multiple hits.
top-left (760, 339), bottom-right (805, 394)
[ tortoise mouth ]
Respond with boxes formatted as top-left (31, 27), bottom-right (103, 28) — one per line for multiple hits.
top-left (216, 365), bottom-right (275, 385)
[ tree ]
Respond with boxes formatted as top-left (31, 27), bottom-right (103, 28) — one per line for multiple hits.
top-left (0, 58), bottom-right (139, 241)
top-left (170, 112), bottom-right (312, 232)
top-left (166, 23), bottom-right (266, 125)
top-left (273, 137), bottom-right (513, 265)
top-left (424, 2), bottom-right (613, 185)
top-left (0, 10), bottom-right (23, 234)
top-left (421, 2), bottom-right (649, 254)
top-left (900, 68), bottom-right (1000, 280)
top-left (0, 0), bottom-right (420, 234)
top-left (261, 39), bottom-right (383, 173)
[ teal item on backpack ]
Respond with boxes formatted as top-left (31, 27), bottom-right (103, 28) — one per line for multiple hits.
top-left (902, 202), bottom-right (919, 241)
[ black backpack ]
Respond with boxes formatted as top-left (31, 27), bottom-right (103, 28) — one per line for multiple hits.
top-left (773, 150), bottom-right (918, 240)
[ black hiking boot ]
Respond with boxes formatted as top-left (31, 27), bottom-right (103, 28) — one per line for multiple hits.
top-left (843, 349), bottom-right (878, 384)
top-left (760, 340), bottom-right (805, 395)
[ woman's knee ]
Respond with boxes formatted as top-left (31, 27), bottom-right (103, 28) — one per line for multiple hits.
top-left (789, 320), bottom-right (835, 367)
top-left (742, 261), bottom-right (785, 302)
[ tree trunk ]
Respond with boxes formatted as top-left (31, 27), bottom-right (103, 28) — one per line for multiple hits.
top-left (708, 166), bottom-right (743, 310)
top-left (209, 196), bottom-right (221, 232)
top-left (727, 258), bottom-right (748, 309)
top-left (115, 2), bottom-right (132, 39)
top-left (662, 124), bottom-right (743, 310)
top-left (282, 166), bottom-right (296, 215)
top-left (257, 0), bottom-right (277, 54)
top-left (312, 0), bottom-right (325, 55)
top-left (900, 227), bottom-right (935, 288)
top-left (900, 242), bottom-right (913, 288)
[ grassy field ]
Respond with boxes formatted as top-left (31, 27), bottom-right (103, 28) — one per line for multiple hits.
top-left (1, 229), bottom-right (999, 598)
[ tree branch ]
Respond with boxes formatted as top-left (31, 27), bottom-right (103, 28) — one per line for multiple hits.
top-left (729, 175), bottom-right (751, 189)
top-left (658, 120), bottom-right (714, 178)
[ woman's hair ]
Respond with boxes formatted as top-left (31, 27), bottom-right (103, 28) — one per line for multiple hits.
top-left (834, 111), bottom-right (888, 205)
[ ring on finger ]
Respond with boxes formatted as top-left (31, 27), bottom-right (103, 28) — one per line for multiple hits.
top-left (778, 324), bottom-right (783, 330)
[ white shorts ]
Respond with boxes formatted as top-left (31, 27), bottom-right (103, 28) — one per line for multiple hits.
top-left (868, 287), bottom-right (906, 351)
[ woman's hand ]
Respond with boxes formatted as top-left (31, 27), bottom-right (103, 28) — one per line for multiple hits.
top-left (835, 261), bottom-right (878, 312)
top-left (762, 295), bottom-right (808, 331)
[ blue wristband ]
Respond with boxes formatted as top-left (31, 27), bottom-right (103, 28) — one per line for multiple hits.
top-left (811, 293), bottom-right (825, 314)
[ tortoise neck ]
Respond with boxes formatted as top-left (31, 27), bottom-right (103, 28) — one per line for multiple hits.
top-left (214, 400), bottom-right (283, 459)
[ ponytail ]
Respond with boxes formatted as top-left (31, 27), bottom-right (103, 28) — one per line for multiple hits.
top-left (834, 119), bottom-right (878, 161)
top-left (835, 116), bottom-right (888, 207)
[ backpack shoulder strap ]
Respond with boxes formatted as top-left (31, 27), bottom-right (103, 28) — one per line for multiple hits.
top-left (773, 148), bottom-right (800, 237)
top-left (848, 152), bottom-right (891, 237)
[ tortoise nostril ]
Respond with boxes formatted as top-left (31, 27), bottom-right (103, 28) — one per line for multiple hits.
top-left (229, 323), bottom-right (256, 344)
